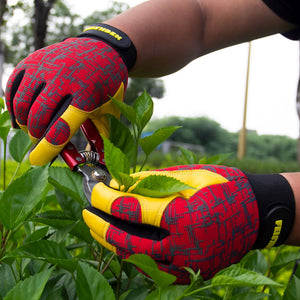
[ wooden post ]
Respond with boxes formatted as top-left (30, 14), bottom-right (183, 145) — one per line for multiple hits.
top-left (238, 42), bottom-right (252, 159)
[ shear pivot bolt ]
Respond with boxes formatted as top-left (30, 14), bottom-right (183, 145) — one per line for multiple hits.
top-left (92, 169), bottom-right (106, 182)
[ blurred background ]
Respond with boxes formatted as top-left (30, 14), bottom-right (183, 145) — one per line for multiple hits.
top-left (1, 0), bottom-right (299, 169)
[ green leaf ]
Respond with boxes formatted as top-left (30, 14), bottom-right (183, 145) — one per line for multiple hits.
top-left (4, 268), bottom-right (53, 300)
top-left (9, 130), bottom-right (32, 162)
top-left (132, 175), bottom-right (194, 197)
top-left (240, 250), bottom-right (268, 274)
top-left (108, 114), bottom-right (135, 164)
top-left (133, 90), bottom-right (153, 131)
top-left (24, 226), bottom-right (49, 243)
top-left (112, 97), bottom-right (136, 125)
top-left (231, 292), bottom-right (269, 300)
top-left (0, 110), bottom-right (11, 142)
top-left (0, 110), bottom-right (10, 126)
top-left (283, 275), bottom-right (300, 300)
top-left (0, 166), bottom-right (49, 230)
top-left (55, 189), bottom-right (82, 219)
top-left (212, 265), bottom-right (281, 288)
top-left (139, 126), bottom-right (181, 156)
top-left (0, 97), bottom-right (4, 110)
top-left (199, 153), bottom-right (232, 165)
top-left (102, 135), bottom-right (131, 187)
top-left (48, 167), bottom-right (85, 206)
top-left (39, 273), bottom-right (66, 300)
top-left (121, 288), bottom-right (150, 300)
top-left (271, 251), bottom-right (300, 274)
top-left (268, 286), bottom-right (282, 300)
top-left (75, 262), bottom-right (115, 300)
top-left (0, 264), bottom-right (17, 299)
top-left (48, 222), bottom-right (78, 243)
top-left (33, 210), bottom-right (93, 244)
top-left (124, 254), bottom-right (176, 288)
top-left (145, 285), bottom-right (189, 300)
top-left (179, 147), bottom-right (198, 164)
top-left (118, 172), bottom-right (139, 191)
top-left (2, 240), bottom-right (77, 272)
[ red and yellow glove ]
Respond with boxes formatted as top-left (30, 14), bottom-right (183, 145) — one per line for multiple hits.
top-left (83, 164), bottom-right (295, 283)
top-left (5, 24), bottom-right (136, 165)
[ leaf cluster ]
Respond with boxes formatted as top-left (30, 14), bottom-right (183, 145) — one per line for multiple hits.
top-left (103, 91), bottom-right (190, 197)
top-left (1, 95), bottom-right (300, 299)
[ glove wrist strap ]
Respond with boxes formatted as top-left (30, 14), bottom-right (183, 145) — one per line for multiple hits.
top-left (246, 173), bottom-right (295, 249)
top-left (78, 23), bottom-right (137, 71)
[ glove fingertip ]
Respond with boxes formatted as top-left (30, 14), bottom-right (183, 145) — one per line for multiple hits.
top-left (5, 69), bottom-right (26, 128)
top-left (29, 137), bottom-right (64, 166)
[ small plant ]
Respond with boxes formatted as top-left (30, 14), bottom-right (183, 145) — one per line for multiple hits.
top-left (1, 94), bottom-right (300, 299)
top-left (103, 90), bottom-right (193, 196)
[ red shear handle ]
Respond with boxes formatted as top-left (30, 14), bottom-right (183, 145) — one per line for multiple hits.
top-left (60, 142), bottom-right (85, 171)
top-left (60, 119), bottom-right (105, 170)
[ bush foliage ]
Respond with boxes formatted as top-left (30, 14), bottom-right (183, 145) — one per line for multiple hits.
top-left (1, 95), bottom-right (300, 299)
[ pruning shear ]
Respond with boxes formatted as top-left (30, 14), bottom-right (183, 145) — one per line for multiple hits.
top-left (60, 118), bottom-right (111, 204)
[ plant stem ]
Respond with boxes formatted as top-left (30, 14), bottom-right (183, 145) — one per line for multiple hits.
top-left (0, 229), bottom-right (11, 259)
top-left (116, 259), bottom-right (124, 300)
top-left (139, 154), bottom-right (149, 172)
top-left (9, 162), bottom-right (22, 185)
top-left (101, 253), bottom-right (116, 274)
top-left (97, 245), bottom-right (104, 272)
top-left (262, 247), bottom-right (283, 293)
top-left (223, 287), bottom-right (233, 300)
top-left (180, 284), bottom-right (213, 298)
top-left (3, 140), bottom-right (7, 189)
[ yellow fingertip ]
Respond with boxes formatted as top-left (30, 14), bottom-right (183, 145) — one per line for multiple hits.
top-left (90, 230), bottom-right (116, 253)
top-left (90, 82), bottom-right (125, 138)
top-left (82, 209), bottom-right (110, 240)
top-left (60, 105), bottom-right (89, 137)
top-left (91, 182), bottom-right (125, 214)
top-left (82, 209), bottom-right (116, 252)
top-left (29, 138), bottom-right (66, 166)
top-left (28, 132), bottom-right (39, 144)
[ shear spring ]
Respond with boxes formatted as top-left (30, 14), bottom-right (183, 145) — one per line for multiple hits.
top-left (80, 151), bottom-right (100, 166)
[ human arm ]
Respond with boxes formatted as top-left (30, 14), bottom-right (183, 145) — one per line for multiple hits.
top-left (5, 0), bottom-right (298, 165)
top-left (281, 173), bottom-right (300, 246)
top-left (105, 0), bottom-right (297, 77)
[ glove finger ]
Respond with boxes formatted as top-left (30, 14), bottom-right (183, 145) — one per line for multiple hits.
top-left (90, 82), bottom-right (125, 138)
top-left (5, 68), bottom-right (26, 128)
top-left (91, 182), bottom-right (177, 228)
top-left (29, 102), bottom-right (90, 165)
top-left (83, 206), bottom-right (170, 261)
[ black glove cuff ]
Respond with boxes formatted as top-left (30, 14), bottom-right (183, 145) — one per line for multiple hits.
top-left (78, 23), bottom-right (137, 71)
top-left (246, 173), bottom-right (295, 249)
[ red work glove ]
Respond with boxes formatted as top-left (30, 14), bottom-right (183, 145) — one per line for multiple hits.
top-left (83, 164), bottom-right (295, 284)
top-left (5, 24), bottom-right (136, 166)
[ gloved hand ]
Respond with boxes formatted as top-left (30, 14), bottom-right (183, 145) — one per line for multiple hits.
top-left (5, 24), bottom-right (136, 166)
top-left (82, 164), bottom-right (295, 284)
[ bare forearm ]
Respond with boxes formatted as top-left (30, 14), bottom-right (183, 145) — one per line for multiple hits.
top-left (106, 0), bottom-right (204, 77)
top-left (281, 173), bottom-right (300, 246)
top-left (105, 0), bottom-right (295, 77)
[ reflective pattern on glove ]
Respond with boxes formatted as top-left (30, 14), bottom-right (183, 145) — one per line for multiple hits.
top-left (5, 37), bottom-right (128, 165)
top-left (83, 164), bottom-right (259, 284)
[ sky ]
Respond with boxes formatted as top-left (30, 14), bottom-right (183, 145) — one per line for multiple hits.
top-left (6, 0), bottom-right (300, 139)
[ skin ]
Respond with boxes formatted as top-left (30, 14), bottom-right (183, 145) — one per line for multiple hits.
top-left (106, 0), bottom-right (296, 76)
top-left (105, 0), bottom-right (300, 245)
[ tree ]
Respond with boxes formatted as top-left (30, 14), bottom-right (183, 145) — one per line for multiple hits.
top-left (3, 1), bottom-right (165, 103)
top-left (147, 116), bottom-right (237, 155)
top-left (0, 0), bottom-right (7, 96)
top-left (297, 41), bottom-right (300, 163)
top-left (33, 0), bottom-right (56, 50)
